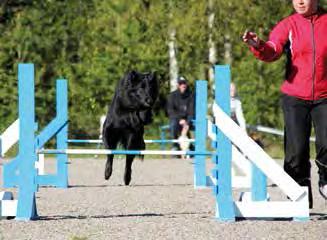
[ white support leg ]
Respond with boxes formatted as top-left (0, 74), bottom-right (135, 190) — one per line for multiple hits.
top-left (35, 153), bottom-right (45, 175)
top-left (0, 191), bottom-right (17, 217)
top-left (234, 187), bottom-right (309, 219)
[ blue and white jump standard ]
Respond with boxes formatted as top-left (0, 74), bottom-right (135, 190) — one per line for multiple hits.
top-left (0, 64), bottom-right (211, 220)
top-left (210, 65), bottom-right (309, 221)
top-left (2, 64), bottom-right (38, 220)
top-left (0, 63), bottom-right (309, 221)
top-left (1, 64), bottom-right (69, 220)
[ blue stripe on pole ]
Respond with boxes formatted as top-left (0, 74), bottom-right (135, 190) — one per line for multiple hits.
top-left (3, 156), bottom-right (19, 187)
top-left (36, 118), bottom-right (67, 148)
top-left (16, 63), bottom-right (38, 220)
top-left (36, 174), bottom-right (63, 186)
top-left (214, 65), bottom-right (235, 221)
top-left (251, 164), bottom-right (267, 201)
top-left (55, 80), bottom-right (69, 188)
top-left (33, 80), bottom-right (69, 189)
top-left (194, 80), bottom-right (208, 187)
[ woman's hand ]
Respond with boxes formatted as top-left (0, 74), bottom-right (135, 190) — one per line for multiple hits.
top-left (242, 30), bottom-right (260, 48)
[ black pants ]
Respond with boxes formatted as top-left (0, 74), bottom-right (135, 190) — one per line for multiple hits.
top-left (169, 118), bottom-right (183, 149)
top-left (169, 118), bottom-right (182, 139)
top-left (282, 94), bottom-right (327, 206)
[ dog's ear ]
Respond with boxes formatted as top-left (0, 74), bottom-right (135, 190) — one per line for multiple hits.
top-left (121, 70), bottom-right (139, 88)
top-left (128, 70), bottom-right (137, 79)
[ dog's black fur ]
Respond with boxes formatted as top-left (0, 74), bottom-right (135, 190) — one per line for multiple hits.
top-left (102, 70), bottom-right (158, 185)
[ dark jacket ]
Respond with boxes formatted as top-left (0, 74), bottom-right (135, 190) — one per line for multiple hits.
top-left (249, 9), bottom-right (327, 100)
top-left (166, 87), bottom-right (194, 123)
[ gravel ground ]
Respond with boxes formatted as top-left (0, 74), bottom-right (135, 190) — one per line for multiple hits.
top-left (0, 156), bottom-right (326, 240)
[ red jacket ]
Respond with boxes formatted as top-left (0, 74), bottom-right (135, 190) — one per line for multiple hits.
top-left (250, 9), bottom-right (327, 100)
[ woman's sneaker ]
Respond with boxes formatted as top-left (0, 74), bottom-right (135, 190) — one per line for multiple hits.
top-left (319, 184), bottom-right (327, 200)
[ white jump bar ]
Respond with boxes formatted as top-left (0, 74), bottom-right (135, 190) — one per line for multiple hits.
top-left (38, 149), bottom-right (212, 156)
top-left (67, 139), bottom-right (195, 144)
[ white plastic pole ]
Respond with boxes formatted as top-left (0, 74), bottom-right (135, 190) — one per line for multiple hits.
top-left (213, 103), bottom-right (305, 201)
top-left (0, 119), bottom-right (19, 157)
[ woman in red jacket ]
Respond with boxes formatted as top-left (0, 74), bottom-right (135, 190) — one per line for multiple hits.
top-left (243, 0), bottom-right (327, 207)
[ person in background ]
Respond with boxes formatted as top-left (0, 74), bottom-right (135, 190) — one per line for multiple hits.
top-left (231, 82), bottom-right (264, 148)
top-left (230, 82), bottom-right (247, 132)
top-left (94, 115), bottom-right (107, 158)
top-left (99, 115), bottom-right (106, 140)
top-left (242, 0), bottom-right (327, 207)
top-left (166, 76), bottom-right (194, 150)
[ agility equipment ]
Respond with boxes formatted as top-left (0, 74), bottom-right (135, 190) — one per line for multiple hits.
top-left (0, 64), bottom-right (309, 221)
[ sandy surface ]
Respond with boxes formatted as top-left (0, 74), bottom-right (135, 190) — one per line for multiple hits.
top-left (0, 156), bottom-right (326, 240)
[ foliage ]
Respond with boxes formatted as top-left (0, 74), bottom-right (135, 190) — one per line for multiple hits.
top-left (1, 0), bottom-right (326, 138)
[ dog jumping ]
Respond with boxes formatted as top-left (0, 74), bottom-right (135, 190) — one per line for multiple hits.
top-left (102, 70), bottom-right (158, 185)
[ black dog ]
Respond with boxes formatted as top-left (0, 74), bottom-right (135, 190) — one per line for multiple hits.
top-left (102, 70), bottom-right (158, 185)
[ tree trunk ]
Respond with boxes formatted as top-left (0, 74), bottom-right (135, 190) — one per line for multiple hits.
top-left (208, 0), bottom-right (216, 86)
top-left (168, 27), bottom-right (178, 92)
top-left (224, 33), bottom-right (232, 65)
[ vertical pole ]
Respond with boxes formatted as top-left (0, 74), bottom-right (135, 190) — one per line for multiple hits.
top-left (160, 126), bottom-right (166, 150)
top-left (0, 137), bottom-right (2, 157)
top-left (56, 79), bottom-right (68, 188)
top-left (194, 80), bottom-right (207, 188)
top-left (251, 164), bottom-right (267, 201)
top-left (16, 63), bottom-right (38, 220)
top-left (214, 65), bottom-right (235, 221)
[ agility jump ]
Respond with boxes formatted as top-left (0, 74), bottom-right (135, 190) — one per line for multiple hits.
top-left (0, 64), bottom-right (309, 221)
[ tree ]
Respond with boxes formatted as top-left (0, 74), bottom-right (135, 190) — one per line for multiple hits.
top-left (1, 0), bottom-right (326, 137)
